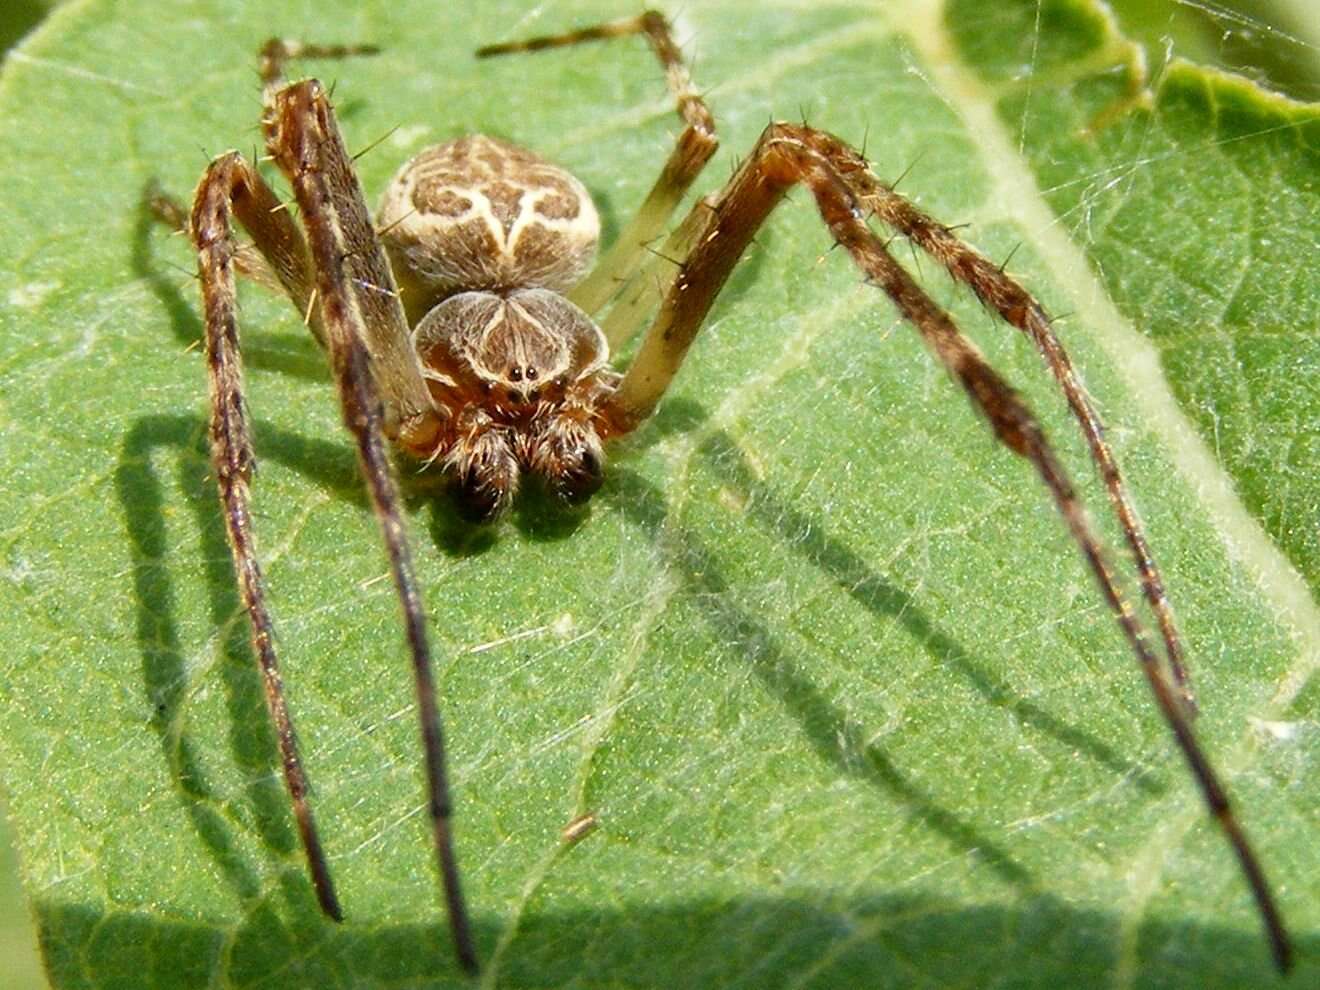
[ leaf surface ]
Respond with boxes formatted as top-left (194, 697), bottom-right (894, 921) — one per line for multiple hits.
top-left (0, 1), bottom-right (1316, 987)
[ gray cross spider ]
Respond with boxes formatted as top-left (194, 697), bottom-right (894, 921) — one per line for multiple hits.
top-left (148, 10), bottom-right (1292, 976)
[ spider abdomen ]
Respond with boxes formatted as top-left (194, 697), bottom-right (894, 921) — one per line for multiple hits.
top-left (378, 135), bottom-right (600, 322)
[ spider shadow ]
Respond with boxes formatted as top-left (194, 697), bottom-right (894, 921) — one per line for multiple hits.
top-left (131, 180), bottom-right (336, 385)
top-left (33, 887), bottom-right (1311, 990)
top-left (601, 462), bottom-right (1041, 891)
top-left (115, 412), bottom-right (379, 922)
top-left (103, 417), bottom-right (1304, 988)
top-left (111, 398), bottom-right (1037, 940)
top-left (588, 424), bottom-right (1163, 891)
top-left (690, 429), bottom-right (1166, 797)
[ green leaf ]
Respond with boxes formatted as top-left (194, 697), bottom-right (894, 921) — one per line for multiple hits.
top-left (0, 0), bottom-right (55, 55)
top-left (0, 1), bottom-right (1316, 988)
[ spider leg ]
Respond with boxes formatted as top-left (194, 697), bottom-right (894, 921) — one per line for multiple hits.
top-left (189, 80), bottom-right (476, 970)
top-left (478, 11), bottom-right (719, 325)
top-left (259, 82), bottom-right (439, 448)
top-left (857, 178), bottom-right (1195, 711)
top-left (191, 150), bottom-right (341, 923)
top-left (598, 196), bottom-right (712, 348)
top-left (261, 78), bottom-right (476, 972)
top-left (601, 121), bottom-right (1292, 973)
top-left (146, 174), bottom-right (318, 335)
top-left (258, 37), bottom-right (381, 95)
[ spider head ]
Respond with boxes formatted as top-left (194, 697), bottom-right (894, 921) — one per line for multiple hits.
top-left (412, 288), bottom-right (615, 522)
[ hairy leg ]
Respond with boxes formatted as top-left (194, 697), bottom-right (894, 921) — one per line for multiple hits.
top-left (191, 149), bottom-right (342, 922)
top-left (256, 77), bottom-right (475, 971)
top-left (602, 120), bottom-right (1291, 973)
top-left (858, 178), bottom-right (1193, 709)
top-left (479, 11), bottom-right (719, 324)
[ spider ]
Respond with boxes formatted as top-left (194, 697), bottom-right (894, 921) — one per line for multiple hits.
top-left (148, 10), bottom-right (1292, 976)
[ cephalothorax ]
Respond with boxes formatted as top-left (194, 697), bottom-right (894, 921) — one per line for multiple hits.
top-left (151, 12), bottom-right (1292, 977)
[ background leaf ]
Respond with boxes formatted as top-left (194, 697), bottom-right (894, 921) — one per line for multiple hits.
top-left (0, 1), bottom-right (1316, 987)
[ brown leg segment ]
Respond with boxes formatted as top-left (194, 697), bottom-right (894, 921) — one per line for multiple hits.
top-left (258, 37), bottom-right (381, 94)
top-left (261, 79), bottom-right (475, 972)
top-left (188, 74), bottom-right (472, 969)
top-left (261, 80), bottom-right (440, 450)
top-left (190, 151), bottom-right (341, 923)
top-left (597, 192), bottom-right (714, 350)
top-left (478, 11), bottom-right (719, 320)
top-left (147, 178), bottom-right (289, 302)
top-left (857, 178), bottom-right (1194, 711)
top-left (602, 121), bottom-right (1291, 973)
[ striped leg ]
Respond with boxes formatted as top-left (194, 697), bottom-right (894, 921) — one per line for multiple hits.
top-left (599, 121), bottom-right (1291, 973)
top-left (478, 11), bottom-right (719, 328)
